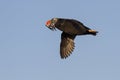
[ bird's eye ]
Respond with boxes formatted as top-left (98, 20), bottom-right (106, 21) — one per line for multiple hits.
top-left (51, 19), bottom-right (55, 23)
top-left (50, 19), bottom-right (56, 26)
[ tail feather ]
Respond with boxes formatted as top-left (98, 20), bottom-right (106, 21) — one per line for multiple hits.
top-left (88, 30), bottom-right (98, 36)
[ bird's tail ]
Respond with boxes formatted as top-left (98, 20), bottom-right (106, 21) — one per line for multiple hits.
top-left (87, 30), bottom-right (98, 36)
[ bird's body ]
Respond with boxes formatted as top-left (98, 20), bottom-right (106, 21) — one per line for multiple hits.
top-left (45, 18), bottom-right (98, 59)
top-left (54, 18), bottom-right (89, 35)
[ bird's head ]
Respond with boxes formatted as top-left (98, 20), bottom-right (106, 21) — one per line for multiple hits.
top-left (45, 18), bottom-right (58, 30)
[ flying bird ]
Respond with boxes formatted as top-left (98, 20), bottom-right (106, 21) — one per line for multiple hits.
top-left (45, 18), bottom-right (98, 59)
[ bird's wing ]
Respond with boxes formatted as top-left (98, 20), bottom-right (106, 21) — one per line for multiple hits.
top-left (60, 32), bottom-right (76, 59)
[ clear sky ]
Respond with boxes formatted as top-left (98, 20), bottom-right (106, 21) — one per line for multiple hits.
top-left (0, 0), bottom-right (120, 80)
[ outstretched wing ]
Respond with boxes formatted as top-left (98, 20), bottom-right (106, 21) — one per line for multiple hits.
top-left (60, 32), bottom-right (76, 59)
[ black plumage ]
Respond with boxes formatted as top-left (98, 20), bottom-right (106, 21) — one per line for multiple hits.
top-left (45, 18), bottom-right (98, 59)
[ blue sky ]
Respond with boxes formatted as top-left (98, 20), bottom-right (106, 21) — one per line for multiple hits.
top-left (0, 0), bottom-right (120, 80)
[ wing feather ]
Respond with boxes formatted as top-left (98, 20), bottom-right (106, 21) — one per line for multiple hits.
top-left (60, 32), bottom-right (76, 59)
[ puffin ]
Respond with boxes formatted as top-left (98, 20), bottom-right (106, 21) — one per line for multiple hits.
top-left (45, 18), bottom-right (98, 59)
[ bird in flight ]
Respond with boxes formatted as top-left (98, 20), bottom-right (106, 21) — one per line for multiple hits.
top-left (45, 18), bottom-right (98, 59)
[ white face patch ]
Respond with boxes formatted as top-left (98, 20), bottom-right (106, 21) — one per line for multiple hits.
top-left (52, 18), bottom-right (58, 24)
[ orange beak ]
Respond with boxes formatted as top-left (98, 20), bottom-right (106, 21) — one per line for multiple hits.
top-left (45, 19), bottom-right (56, 31)
top-left (45, 20), bottom-right (51, 27)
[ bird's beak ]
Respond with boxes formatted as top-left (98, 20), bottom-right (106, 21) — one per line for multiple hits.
top-left (45, 20), bottom-right (56, 31)
top-left (45, 20), bottom-right (51, 27)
